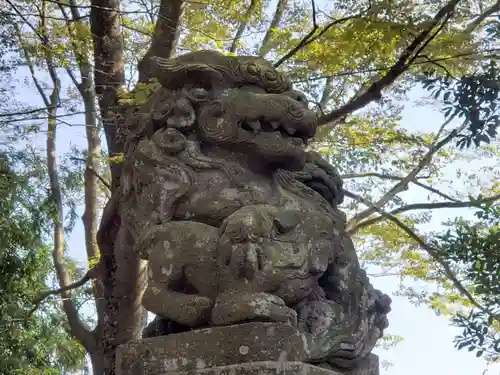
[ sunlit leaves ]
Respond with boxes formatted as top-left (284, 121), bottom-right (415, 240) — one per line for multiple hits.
top-left (420, 60), bottom-right (500, 149)
top-left (0, 151), bottom-right (85, 375)
top-left (432, 201), bottom-right (500, 360)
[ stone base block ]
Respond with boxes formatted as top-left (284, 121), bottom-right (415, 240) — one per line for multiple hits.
top-left (116, 323), bottom-right (309, 375)
top-left (116, 323), bottom-right (379, 375)
top-left (161, 361), bottom-right (343, 375)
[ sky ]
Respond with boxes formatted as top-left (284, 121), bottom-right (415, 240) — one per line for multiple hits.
top-left (8, 18), bottom-right (500, 373)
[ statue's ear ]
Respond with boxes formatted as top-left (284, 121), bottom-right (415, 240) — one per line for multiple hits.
top-left (165, 96), bottom-right (196, 131)
top-left (150, 88), bottom-right (196, 133)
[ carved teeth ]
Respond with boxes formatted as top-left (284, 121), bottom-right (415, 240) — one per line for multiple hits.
top-left (247, 120), bottom-right (261, 132)
top-left (270, 121), bottom-right (280, 130)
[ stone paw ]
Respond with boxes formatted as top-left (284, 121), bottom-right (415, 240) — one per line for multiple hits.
top-left (211, 292), bottom-right (297, 327)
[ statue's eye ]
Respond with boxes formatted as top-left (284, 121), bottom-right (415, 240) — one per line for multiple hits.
top-left (273, 216), bottom-right (298, 234)
top-left (264, 70), bottom-right (279, 81)
top-left (296, 93), bottom-right (307, 103)
top-left (246, 63), bottom-right (260, 75)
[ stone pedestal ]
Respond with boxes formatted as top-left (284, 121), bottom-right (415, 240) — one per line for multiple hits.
top-left (116, 323), bottom-right (379, 375)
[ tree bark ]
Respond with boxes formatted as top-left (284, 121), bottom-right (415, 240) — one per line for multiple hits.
top-left (230, 0), bottom-right (258, 53)
top-left (317, 0), bottom-right (462, 126)
top-left (60, 0), bottom-right (107, 322)
top-left (89, 350), bottom-right (105, 375)
top-left (137, 0), bottom-right (185, 83)
top-left (259, 0), bottom-right (288, 56)
top-left (90, 0), bottom-right (126, 190)
top-left (15, 0), bottom-right (96, 352)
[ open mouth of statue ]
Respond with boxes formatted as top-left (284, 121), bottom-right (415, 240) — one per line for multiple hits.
top-left (239, 119), bottom-right (308, 147)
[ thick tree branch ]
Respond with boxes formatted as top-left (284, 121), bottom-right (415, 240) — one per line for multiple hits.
top-left (230, 0), bottom-right (258, 53)
top-left (90, 0), bottom-right (125, 189)
top-left (346, 117), bottom-right (465, 230)
top-left (318, 76), bottom-right (333, 114)
top-left (344, 189), bottom-right (498, 319)
top-left (464, 0), bottom-right (500, 33)
top-left (317, 0), bottom-right (462, 126)
top-left (91, 3), bottom-right (149, 371)
top-left (59, 0), bottom-right (107, 320)
top-left (259, 0), bottom-right (288, 57)
top-left (137, 0), bottom-right (184, 83)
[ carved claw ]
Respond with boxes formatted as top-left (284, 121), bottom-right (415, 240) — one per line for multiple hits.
top-left (211, 292), bottom-right (297, 327)
top-left (143, 280), bottom-right (214, 327)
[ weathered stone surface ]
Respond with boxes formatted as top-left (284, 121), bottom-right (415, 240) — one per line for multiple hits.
top-left (345, 354), bottom-right (379, 375)
top-left (116, 323), bottom-right (311, 375)
top-left (104, 49), bottom-right (392, 372)
top-left (157, 362), bottom-right (344, 375)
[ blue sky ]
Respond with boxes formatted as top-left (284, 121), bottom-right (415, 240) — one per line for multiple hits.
top-left (13, 63), bottom-right (500, 375)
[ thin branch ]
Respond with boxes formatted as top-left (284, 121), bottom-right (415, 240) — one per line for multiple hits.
top-left (26, 270), bottom-right (94, 320)
top-left (408, 11), bottom-right (455, 68)
top-left (0, 107), bottom-right (52, 117)
top-left (135, 0), bottom-right (156, 24)
top-left (65, 67), bottom-right (80, 90)
top-left (341, 172), bottom-right (462, 203)
top-left (417, 54), bottom-right (456, 78)
top-left (292, 48), bottom-right (500, 83)
top-left (15, 25), bottom-right (50, 107)
top-left (70, 156), bottom-right (112, 191)
top-left (88, 167), bottom-right (112, 192)
top-left (274, 0), bottom-right (319, 68)
top-left (4, 0), bottom-right (45, 41)
top-left (317, 0), bottom-right (462, 126)
top-left (274, 1), bottom-right (369, 67)
top-left (432, 117), bottom-right (452, 143)
top-left (350, 192), bottom-right (500, 233)
top-left (122, 22), bottom-right (153, 36)
top-left (347, 117), bottom-right (465, 230)
top-left (344, 189), bottom-right (498, 319)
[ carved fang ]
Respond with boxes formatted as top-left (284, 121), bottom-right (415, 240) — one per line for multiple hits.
top-left (247, 120), bottom-right (262, 132)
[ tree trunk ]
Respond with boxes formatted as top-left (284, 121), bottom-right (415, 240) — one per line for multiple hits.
top-left (89, 350), bottom-right (105, 375)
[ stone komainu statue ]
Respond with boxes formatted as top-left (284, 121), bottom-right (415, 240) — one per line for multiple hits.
top-left (114, 50), bottom-right (391, 372)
